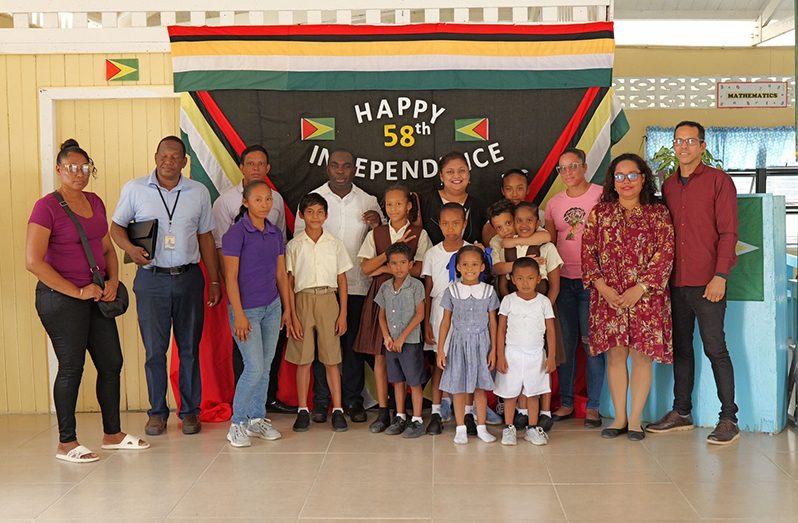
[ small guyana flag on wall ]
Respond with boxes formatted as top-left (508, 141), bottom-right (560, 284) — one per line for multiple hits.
top-left (106, 59), bottom-right (139, 81)
top-left (300, 117), bottom-right (335, 140)
top-left (455, 118), bottom-right (489, 141)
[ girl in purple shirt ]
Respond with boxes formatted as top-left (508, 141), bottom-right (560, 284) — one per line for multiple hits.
top-left (222, 180), bottom-right (293, 448)
top-left (26, 139), bottom-right (148, 463)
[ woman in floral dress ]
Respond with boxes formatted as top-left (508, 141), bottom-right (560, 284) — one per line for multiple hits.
top-left (582, 153), bottom-right (674, 441)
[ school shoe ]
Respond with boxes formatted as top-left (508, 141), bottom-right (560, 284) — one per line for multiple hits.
top-left (584, 409), bottom-right (603, 429)
top-left (601, 426), bottom-right (629, 439)
top-left (182, 415), bottom-right (201, 435)
top-left (707, 419), bottom-right (740, 445)
top-left (245, 418), bottom-right (282, 441)
top-left (464, 413), bottom-right (478, 435)
top-left (513, 412), bottom-right (529, 431)
top-left (293, 410), bottom-right (311, 432)
top-left (346, 403), bottom-right (367, 423)
top-left (385, 416), bottom-right (408, 436)
top-left (425, 413), bottom-right (443, 435)
top-left (501, 425), bottom-right (517, 446)
top-left (486, 406), bottom-right (503, 425)
top-left (645, 410), bottom-right (694, 433)
top-left (267, 399), bottom-right (296, 414)
top-left (525, 426), bottom-right (549, 446)
top-left (369, 407), bottom-right (391, 433)
top-left (538, 414), bottom-right (554, 433)
top-left (311, 404), bottom-right (328, 423)
top-left (331, 410), bottom-right (349, 432)
top-left (226, 423), bottom-right (251, 448)
top-left (402, 420), bottom-right (425, 439)
top-left (440, 399), bottom-right (453, 423)
top-left (145, 415), bottom-right (167, 436)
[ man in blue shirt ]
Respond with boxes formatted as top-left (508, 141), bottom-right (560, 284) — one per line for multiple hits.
top-left (111, 136), bottom-right (221, 436)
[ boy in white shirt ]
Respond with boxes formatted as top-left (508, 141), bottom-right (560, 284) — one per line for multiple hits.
top-left (495, 257), bottom-right (557, 446)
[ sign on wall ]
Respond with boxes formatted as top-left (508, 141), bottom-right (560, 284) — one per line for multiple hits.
top-left (716, 81), bottom-right (789, 108)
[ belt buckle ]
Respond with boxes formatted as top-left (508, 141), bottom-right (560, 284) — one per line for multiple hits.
top-left (169, 266), bottom-right (182, 276)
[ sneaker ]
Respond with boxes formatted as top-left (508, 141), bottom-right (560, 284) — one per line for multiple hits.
top-left (293, 410), bottom-right (311, 432)
top-left (440, 399), bottom-right (453, 423)
top-left (464, 413), bottom-right (477, 435)
top-left (245, 418), bottom-right (282, 441)
top-left (486, 406), bottom-right (503, 425)
top-left (524, 426), bottom-right (549, 446)
top-left (538, 413), bottom-right (554, 433)
top-left (331, 410), bottom-right (348, 432)
top-left (384, 416), bottom-right (408, 436)
top-left (226, 423), bottom-right (251, 448)
top-left (369, 407), bottom-right (391, 434)
top-left (707, 419), bottom-right (740, 445)
top-left (513, 412), bottom-right (529, 431)
top-left (646, 410), bottom-right (694, 433)
top-left (425, 413), bottom-right (443, 435)
top-left (402, 420), bottom-right (425, 439)
top-left (501, 425), bottom-right (517, 446)
top-left (453, 428), bottom-right (468, 445)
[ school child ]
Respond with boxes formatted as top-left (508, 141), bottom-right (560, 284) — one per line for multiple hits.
top-left (355, 185), bottom-right (431, 432)
top-left (481, 169), bottom-right (550, 246)
top-left (421, 203), bottom-right (468, 435)
top-left (494, 257), bottom-right (557, 446)
top-left (375, 242), bottom-right (428, 438)
top-left (437, 245), bottom-right (500, 444)
top-left (285, 193), bottom-right (353, 433)
top-left (223, 181), bottom-right (293, 447)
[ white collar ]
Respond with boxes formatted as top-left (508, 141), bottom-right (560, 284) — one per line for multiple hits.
top-left (455, 282), bottom-right (488, 299)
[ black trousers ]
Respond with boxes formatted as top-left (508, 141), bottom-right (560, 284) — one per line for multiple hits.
top-left (35, 283), bottom-right (123, 443)
top-left (313, 295), bottom-right (366, 408)
top-left (671, 286), bottom-right (739, 423)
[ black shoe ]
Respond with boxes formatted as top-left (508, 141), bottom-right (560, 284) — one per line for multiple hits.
top-left (425, 413), bottom-right (443, 435)
top-left (601, 425), bottom-right (629, 439)
top-left (331, 410), bottom-right (348, 432)
top-left (538, 414), bottom-right (554, 433)
top-left (267, 399), bottom-right (297, 414)
top-left (628, 430), bottom-right (645, 441)
top-left (464, 413), bottom-right (477, 435)
top-left (551, 410), bottom-right (575, 422)
top-left (584, 417), bottom-right (603, 429)
top-left (293, 410), bottom-right (311, 432)
top-left (369, 407), bottom-right (391, 433)
top-left (311, 404), bottom-right (328, 423)
top-left (384, 416), bottom-right (408, 436)
top-left (346, 403), bottom-right (367, 423)
top-left (513, 412), bottom-right (529, 431)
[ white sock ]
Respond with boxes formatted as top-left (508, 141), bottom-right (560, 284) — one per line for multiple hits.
top-left (454, 425), bottom-right (468, 444)
top-left (412, 416), bottom-right (423, 423)
top-left (465, 405), bottom-right (475, 415)
top-left (455, 425), bottom-right (467, 435)
top-left (397, 413), bottom-right (407, 420)
top-left (298, 407), bottom-right (309, 413)
top-left (431, 404), bottom-right (441, 415)
top-left (332, 407), bottom-right (343, 413)
top-left (540, 410), bottom-right (551, 417)
top-left (518, 409), bottom-right (529, 416)
top-left (476, 424), bottom-right (496, 442)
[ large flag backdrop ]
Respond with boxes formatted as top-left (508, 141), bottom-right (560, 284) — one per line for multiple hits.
top-left (168, 22), bottom-right (629, 419)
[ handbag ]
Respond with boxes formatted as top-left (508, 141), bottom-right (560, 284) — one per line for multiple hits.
top-left (52, 191), bottom-right (129, 318)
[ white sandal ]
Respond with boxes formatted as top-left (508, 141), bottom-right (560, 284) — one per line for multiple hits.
top-left (55, 445), bottom-right (99, 463)
top-left (101, 433), bottom-right (150, 450)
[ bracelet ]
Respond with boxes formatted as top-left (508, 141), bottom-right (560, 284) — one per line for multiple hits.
top-left (209, 282), bottom-right (220, 286)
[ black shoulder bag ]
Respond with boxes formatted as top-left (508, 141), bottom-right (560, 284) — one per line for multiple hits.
top-left (52, 191), bottom-right (129, 318)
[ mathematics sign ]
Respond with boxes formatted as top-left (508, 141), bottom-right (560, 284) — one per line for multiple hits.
top-left (716, 81), bottom-right (789, 108)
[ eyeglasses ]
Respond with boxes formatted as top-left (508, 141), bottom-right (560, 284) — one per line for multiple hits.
top-left (672, 138), bottom-right (703, 147)
top-left (614, 172), bottom-right (642, 183)
top-left (62, 162), bottom-right (96, 177)
top-left (556, 162), bottom-right (583, 174)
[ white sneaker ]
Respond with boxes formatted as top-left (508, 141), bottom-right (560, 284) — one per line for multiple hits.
top-left (245, 418), bottom-right (282, 441)
top-left (476, 426), bottom-right (496, 443)
top-left (227, 422), bottom-right (251, 448)
top-left (501, 425), bottom-right (517, 446)
top-left (453, 427), bottom-right (468, 445)
top-left (524, 426), bottom-right (549, 446)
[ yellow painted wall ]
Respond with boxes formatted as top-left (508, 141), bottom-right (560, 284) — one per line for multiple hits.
top-left (0, 53), bottom-right (178, 413)
top-left (613, 46), bottom-right (796, 156)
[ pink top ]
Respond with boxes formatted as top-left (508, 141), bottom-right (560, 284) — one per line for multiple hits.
top-left (28, 192), bottom-right (108, 287)
top-left (544, 183), bottom-right (602, 279)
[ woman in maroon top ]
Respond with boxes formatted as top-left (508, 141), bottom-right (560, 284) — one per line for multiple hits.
top-left (26, 139), bottom-right (148, 463)
top-left (581, 153), bottom-right (674, 441)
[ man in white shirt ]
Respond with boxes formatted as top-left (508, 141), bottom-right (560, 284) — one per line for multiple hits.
top-left (294, 150), bottom-right (383, 422)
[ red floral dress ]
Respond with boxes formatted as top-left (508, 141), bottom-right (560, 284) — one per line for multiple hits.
top-left (581, 202), bottom-right (675, 363)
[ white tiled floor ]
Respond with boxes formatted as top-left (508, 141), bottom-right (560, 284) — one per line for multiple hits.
top-left (0, 411), bottom-right (796, 522)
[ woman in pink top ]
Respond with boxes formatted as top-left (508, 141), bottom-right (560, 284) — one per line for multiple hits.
top-left (543, 148), bottom-right (606, 428)
top-left (26, 139), bottom-right (148, 463)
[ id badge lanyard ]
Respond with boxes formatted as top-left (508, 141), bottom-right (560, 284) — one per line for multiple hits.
top-left (156, 184), bottom-right (181, 250)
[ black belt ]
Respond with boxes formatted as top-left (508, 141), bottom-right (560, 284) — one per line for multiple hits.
top-left (150, 264), bottom-right (195, 276)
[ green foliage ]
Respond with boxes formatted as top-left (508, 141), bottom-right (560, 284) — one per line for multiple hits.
top-left (649, 146), bottom-right (724, 178)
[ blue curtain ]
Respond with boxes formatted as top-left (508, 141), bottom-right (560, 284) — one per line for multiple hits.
top-left (645, 126), bottom-right (797, 169)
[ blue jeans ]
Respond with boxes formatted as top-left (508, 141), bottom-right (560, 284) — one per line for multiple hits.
top-left (556, 277), bottom-right (606, 411)
top-left (229, 299), bottom-right (282, 424)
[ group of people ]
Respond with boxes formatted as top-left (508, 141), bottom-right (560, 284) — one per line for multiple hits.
top-left (25, 119), bottom-right (741, 462)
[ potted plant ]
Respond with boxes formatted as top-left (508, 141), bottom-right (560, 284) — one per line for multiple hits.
top-left (649, 146), bottom-right (724, 192)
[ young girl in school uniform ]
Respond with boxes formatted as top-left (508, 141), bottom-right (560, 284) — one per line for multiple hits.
top-left (354, 185), bottom-right (431, 432)
top-left (437, 245), bottom-right (500, 444)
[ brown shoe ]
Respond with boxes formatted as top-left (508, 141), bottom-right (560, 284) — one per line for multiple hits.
top-left (145, 415), bottom-right (167, 436)
top-left (645, 410), bottom-right (694, 433)
top-left (707, 419), bottom-right (740, 445)
top-left (182, 414), bottom-right (202, 435)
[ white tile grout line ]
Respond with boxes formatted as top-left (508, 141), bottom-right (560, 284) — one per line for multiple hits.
top-left (646, 441), bottom-right (704, 521)
top-left (162, 437), bottom-right (229, 520)
top-left (296, 428), bottom-right (336, 520)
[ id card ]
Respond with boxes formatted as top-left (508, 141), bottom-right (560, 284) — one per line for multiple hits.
top-left (164, 233), bottom-right (177, 250)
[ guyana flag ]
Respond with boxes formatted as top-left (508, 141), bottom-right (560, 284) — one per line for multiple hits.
top-left (727, 197), bottom-right (764, 301)
top-left (105, 58), bottom-right (139, 81)
top-left (300, 117), bottom-right (335, 140)
top-left (455, 118), bottom-right (489, 141)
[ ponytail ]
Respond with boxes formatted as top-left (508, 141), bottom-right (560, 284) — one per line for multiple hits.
top-left (233, 204), bottom-right (247, 223)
